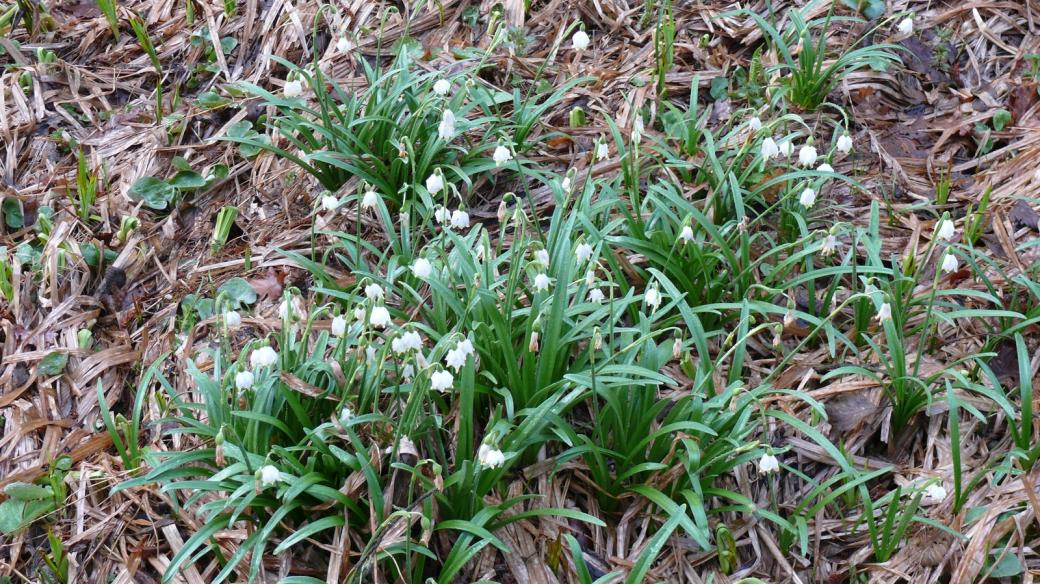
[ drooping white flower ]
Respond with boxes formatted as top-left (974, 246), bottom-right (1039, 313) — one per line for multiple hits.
top-left (362, 190), bottom-right (379, 210)
top-left (572, 30), bottom-right (590, 51)
top-left (935, 219), bottom-right (955, 241)
top-left (438, 109), bottom-right (456, 141)
top-left (403, 331), bottom-right (423, 351)
top-left (235, 371), bottom-right (254, 391)
top-left (799, 145), bottom-right (818, 167)
top-left (433, 206), bottom-right (451, 224)
top-left (493, 145), bottom-right (512, 167)
top-left (821, 234), bottom-right (839, 256)
top-left (645, 286), bottom-right (662, 310)
top-left (426, 173), bottom-right (444, 194)
top-left (283, 79), bottom-right (303, 98)
top-left (575, 242), bottom-right (593, 263)
top-left (431, 369), bottom-right (454, 391)
top-left (339, 407), bottom-right (354, 425)
top-left (331, 315), bottom-right (347, 337)
top-left (679, 225), bottom-right (694, 243)
top-left (561, 176), bottom-right (572, 194)
top-left (836, 133), bottom-right (853, 153)
top-left (445, 347), bottom-right (467, 372)
top-left (321, 195), bottom-right (339, 211)
top-left (336, 37), bottom-right (353, 53)
top-left (924, 482), bottom-right (947, 503)
top-left (433, 79), bottom-right (451, 95)
top-left (761, 137), bottom-right (780, 160)
top-left (250, 346), bottom-right (278, 368)
top-left (278, 296), bottom-right (301, 321)
top-left (412, 258), bottom-right (433, 279)
top-left (225, 311), bottom-right (242, 330)
top-left (534, 248), bottom-right (550, 267)
top-left (478, 443), bottom-right (506, 468)
top-left (259, 464), bottom-right (281, 487)
top-left (589, 288), bottom-right (605, 303)
top-left (897, 17), bottom-right (914, 36)
top-left (817, 163), bottom-right (834, 174)
top-left (749, 117), bottom-right (762, 132)
top-left (401, 363), bottom-right (415, 381)
top-left (585, 269), bottom-right (596, 287)
top-left (757, 452), bottom-right (780, 474)
top-left (369, 306), bottom-right (391, 328)
top-left (632, 117), bottom-right (645, 145)
top-left (876, 302), bottom-right (892, 322)
top-left (365, 283), bottom-right (384, 301)
top-left (778, 140), bottom-right (794, 158)
top-left (457, 338), bottom-right (475, 356)
top-left (533, 273), bottom-right (551, 292)
top-left (450, 209), bottom-right (470, 230)
top-left (596, 142), bottom-right (609, 161)
top-left (353, 306), bottom-right (365, 321)
top-left (941, 251), bottom-right (959, 274)
top-left (799, 188), bottom-right (817, 208)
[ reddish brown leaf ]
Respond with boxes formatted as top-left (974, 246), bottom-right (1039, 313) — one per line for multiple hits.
top-left (545, 136), bottom-right (573, 150)
top-left (249, 268), bottom-right (286, 300)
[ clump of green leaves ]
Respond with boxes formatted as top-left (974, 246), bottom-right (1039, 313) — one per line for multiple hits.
top-left (740, 6), bottom-right (902, 111)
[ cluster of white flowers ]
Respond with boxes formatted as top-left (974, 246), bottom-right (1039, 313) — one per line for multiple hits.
top-left (478, 443), bottom-right (506, 468)
top-left (575, 242), bottom-right (592, 264)
top-left (444, 336), bottom-right (475, 372)
top-left (392, 330), bottom-right (424, 355)
top-left (250, 346), bottom-right (279, 368)
top-left (365, 283), bottom-right (384, 301)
